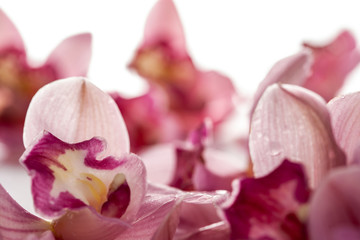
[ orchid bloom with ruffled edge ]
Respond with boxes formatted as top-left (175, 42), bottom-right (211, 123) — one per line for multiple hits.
top-left (0, 9), bottom-right (92, 162)
top-left (140, 119), bottom-right (247, 192)
top-left (0, 77), bottom-right (230, 240)
top-left (123, 0), bottom-right (236, 152)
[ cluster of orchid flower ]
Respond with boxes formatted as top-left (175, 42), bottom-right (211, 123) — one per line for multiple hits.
top-left (1, 0), bottom-right (360, 240)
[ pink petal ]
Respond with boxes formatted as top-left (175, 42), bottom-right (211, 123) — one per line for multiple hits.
top-left (223, 160), bottom-right (310, 240)
top-left (251, 51), bottom-right (312, 117)
top-left (0, 185), bottom-right (53, 240)
top-left (309, 166), bottom-right (360, 240)
top-left (194, 71), bottom-right (237, 124)
top-left (23, 77), bottom-right (129, 157)
top-left (52, 206), bottom-right (129, 240)
top-left (0, 9), bottom-right (24, 52)
top-left (249, 84), bottom-right (345, 187)
top-left (328, 92), bottom-right (360, 164)
top-left (110, 90), bottom-right (180, 152)
top-left (45, 33), bottom-right (92, 78)
top-left (143, 0), bottom-right (187, 57)
top-left (303, 30), bottom-right (360, 101)
top-left (120, 183), bottom-right (182, 240)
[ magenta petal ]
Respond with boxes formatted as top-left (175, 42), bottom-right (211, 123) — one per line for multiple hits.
top-left (223, 160), bottom-right (310, 240)
top-left (0, 9), bottom-right (24, 52)
top-left (0, 185), bottom-right (52, 240)
top-left (23, 77), bottom-right (129, 157)
top-left (143, 0), bottom-right (187, 57)
top-left (328, 92), bottom-right (360, 164)
top-left (45, 33), bottom-right (92, 78)
top-left (303, 30), bottom-right (360, 101)
top-left (309, 166), bottom-right (360, 240)
top-left (249, 83), bottom-right (345, 187)
top-left (251, 51), bottom-right (312, 117)
top-left (53, 206), bottom-right (129, 240)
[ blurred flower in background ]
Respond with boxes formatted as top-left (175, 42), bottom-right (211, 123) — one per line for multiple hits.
top-left (0, 9), bottom-right (92, 163)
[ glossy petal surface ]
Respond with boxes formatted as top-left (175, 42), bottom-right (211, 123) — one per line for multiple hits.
top-left (249, 84), bottom-right (345, 187)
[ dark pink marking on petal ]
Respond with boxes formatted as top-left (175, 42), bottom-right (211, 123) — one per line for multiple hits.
top-left (303, 30), bottom-right (360, 101)
top-left (224, 160), bottom-right (310, 240)
top-left (101, 181), bottom-right (130, 218)
top-left (0, 185), bottom-right (53, 240)
top-left (21, 131), bottom-right (122, 217)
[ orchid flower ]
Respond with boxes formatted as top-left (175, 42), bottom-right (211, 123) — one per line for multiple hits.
top-left (141, 119), bottom-right (247, 191)
top-left (122, 0), bottom-right (236, 152)
top-left (0, 77), bottom-right (230, 240)
top-left (0, 9), bottom-right (92, 163)
top-left (223, 159), bottom-right (311, 240)
top-left (249, 83), bottom-right (345, 187)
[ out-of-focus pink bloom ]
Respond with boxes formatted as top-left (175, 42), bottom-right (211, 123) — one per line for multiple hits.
top-left (249, 84), bottom-right (345, 187)
top-left (0, 77), bottom-right (231, 239)
top-left (126, 0), bottom-right (236, 152)
top-left (303, 30), bottom-right (360, 102)
top-left (110, 89), bottom-right (181, 153)
top-left (251, 31), bottom-right (360, 117)
top-left (223, 160), bottom-right (311, 240)
top-left (0, 9), bottom-right (92, 163)
top-left (308, 166), bottom-right (360, 240)
top-left (141, 119), bottom-right (247, 191)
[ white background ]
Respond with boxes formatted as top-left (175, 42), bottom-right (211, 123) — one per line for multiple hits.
top-left (1, 0), bottom-right (360, 214)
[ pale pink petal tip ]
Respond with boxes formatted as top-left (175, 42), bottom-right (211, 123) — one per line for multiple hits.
top-left (328, 92), bottom-right (360, 164)
top-left (224, 160), bottom-right (310, 240)
top-left (0, 185), bottom-right (53, 239)
top-left (249, 83), bottom-right (345, 187)
top-left (23, 77), bottom-right (129, 157)
top-left (0, 9), bottom-right (24, 52)
top-left (143, 0), bottom-right (187, 56)
top-left (309, 166), bottom-right (360, 240)
top-left (46, 33), bottom-right (92, 78)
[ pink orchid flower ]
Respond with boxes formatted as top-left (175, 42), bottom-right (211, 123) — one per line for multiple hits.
top-left (0, 77), bottom-right (230, 240)
top-left (223, 159), bottom-right (311, 240)
top-left (141, 119), bottom-right (248, 192)
top-left (0, 9), bottom-right (92, 163)
top-left (123, 0), bottom-right (236, 152)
